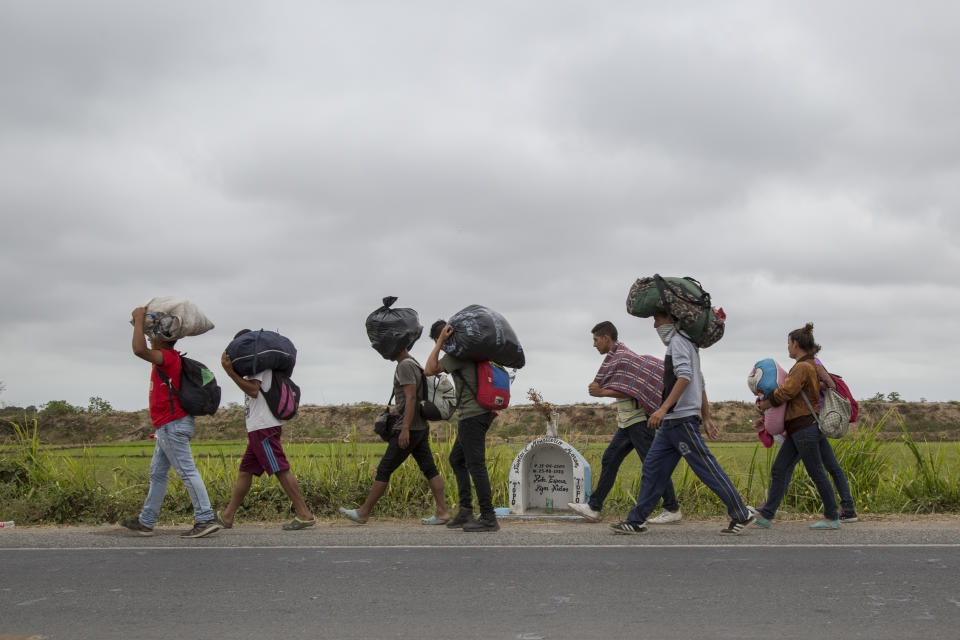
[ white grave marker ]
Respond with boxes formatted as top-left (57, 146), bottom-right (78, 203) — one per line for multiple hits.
top-left (508, 436), bottom-right (591, 515)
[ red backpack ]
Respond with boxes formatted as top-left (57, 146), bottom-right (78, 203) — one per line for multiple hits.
top-left (457, 361), bottom-right (512, 411)
top-left (830, 374), bottom-right (859, 423)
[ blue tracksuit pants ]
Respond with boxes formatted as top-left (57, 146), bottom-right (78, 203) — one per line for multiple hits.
top-left (627, 415), bottom-right (751, 524)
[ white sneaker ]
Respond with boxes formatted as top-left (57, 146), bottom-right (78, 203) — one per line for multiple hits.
top-left (647, 509), bottom-right (682, 525)
top-left (568, 502), bottom-right (602, 522)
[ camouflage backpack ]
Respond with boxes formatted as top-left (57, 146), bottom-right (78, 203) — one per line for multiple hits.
top-left (626, 275), bottom-right (726, 348)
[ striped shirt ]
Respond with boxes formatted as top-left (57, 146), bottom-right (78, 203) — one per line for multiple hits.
top-left (594, 342), bottom-right (664, 414)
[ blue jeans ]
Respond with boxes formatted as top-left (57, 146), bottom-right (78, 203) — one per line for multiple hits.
top-left (768, 435), bottom-right (855, 514)
top-left (627, 416), bottom-right (750, 524)
top-left (759, 423), bottom-right (840, 521)
top-left (138, 416), bottom-right (214, 527)
top-left (589, 422), bottom-right (679, 512)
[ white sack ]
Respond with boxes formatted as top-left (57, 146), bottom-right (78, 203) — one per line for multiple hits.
top-left (133, 296), bottom-right (215, 340)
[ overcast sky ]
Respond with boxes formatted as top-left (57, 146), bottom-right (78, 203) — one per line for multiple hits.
top-left (2, 2), bottom-right (958, 413)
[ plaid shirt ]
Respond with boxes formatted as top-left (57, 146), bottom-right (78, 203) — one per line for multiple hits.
top-left (594, 342), bottom-right (664, 414)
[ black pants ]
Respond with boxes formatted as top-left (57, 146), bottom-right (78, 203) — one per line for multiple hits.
top-left (375, 428), bottom-right (439, 483)
top-left (449, 412), bottom-right (495, 515)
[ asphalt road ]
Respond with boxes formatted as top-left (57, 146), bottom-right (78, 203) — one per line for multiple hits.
top-left (2, 518), bottom-right (960, 639)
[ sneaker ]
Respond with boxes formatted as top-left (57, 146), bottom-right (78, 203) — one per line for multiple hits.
top-left (810, 519), bottom-right (841, 530)
top-left (445, 509), bottom-right (474, 529)
top-left (567, 502), bottom-right (602, 522)
top-left (462, 513), bottom-right (499, 532)
top-left (839, 511), bottom-right (859, 523)
top-left (180, 520), bottom-right (222, 538)
top-left (609, 521), bottom-right (647, 535)
top-left (647, 509), bottom-right (682, 525)
top-left (118, 518), bottom-right (154, 536)
top-left (720, 515), bottom-right (756, 535)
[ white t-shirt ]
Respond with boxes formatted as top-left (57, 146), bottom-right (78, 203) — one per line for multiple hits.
top-left (244, 370), bottom-right (283, 432)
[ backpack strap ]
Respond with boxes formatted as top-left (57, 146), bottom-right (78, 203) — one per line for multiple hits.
top-left (451, 367), bottom-right (480, 411)
top-left (395, 356), bottom-right (427, 404)
top-left (153, 351), bottom-right (184, 415)
top-left (652, 275), bottom-right (674, 321)
top-left (800, 390), bottom-right (820, 426)
top-left (154, 365), bottom-right (176, 415)
top-left (813, 361), bottom-right (837, 391)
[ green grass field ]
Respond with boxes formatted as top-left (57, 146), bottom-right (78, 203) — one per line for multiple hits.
top-left (4, 410), bottom-right (960, 525)
top-left (18, 438), bottom-right (960, 479)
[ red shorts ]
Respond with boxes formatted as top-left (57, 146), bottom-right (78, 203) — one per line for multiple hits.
top-left (239, 426), bottom-right (290, 476)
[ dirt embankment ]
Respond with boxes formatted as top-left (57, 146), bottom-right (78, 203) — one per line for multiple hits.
top-left (3, 401), bottom-right (959, 446)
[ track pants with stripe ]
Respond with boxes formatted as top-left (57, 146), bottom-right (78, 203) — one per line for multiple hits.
top-left (626, 415), bottom-right (751, 524)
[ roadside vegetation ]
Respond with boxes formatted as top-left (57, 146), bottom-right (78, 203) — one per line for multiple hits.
top-left (2, 408), bottom-right (960, 526)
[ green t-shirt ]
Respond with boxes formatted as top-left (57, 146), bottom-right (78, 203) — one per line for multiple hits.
top-left (439, 353), bottom-right (489, 419)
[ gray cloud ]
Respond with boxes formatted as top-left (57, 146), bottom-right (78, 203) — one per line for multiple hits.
top-left (1, 2), bottom-right (958, 412)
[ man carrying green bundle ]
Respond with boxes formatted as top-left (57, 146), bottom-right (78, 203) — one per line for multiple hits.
top-left (568, 321), bottom-right (681, 524)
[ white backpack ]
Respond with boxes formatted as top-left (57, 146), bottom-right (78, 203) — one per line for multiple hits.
top-left (421, 372), bottom-right (458, 421)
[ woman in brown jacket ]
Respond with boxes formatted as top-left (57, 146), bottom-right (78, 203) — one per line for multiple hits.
top-left (754, 323), bottom-right (841, 529)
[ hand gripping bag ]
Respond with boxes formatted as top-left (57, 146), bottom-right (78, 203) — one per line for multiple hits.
top-left (441, 305), bottom-right (525, 369)
top-left (626, 275), bottom-right (725, 348)
top-left (366, 297), bottom-right (423, 360)
top-left (225, 330), bottom-right (297, 377)
top-left (136, 297), bottom-right (215, 341)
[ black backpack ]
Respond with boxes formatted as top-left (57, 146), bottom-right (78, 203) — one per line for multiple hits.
top-left (262, 370), bottom-right (301, 420)
top-left (155, 354), bottom-right (221, 416)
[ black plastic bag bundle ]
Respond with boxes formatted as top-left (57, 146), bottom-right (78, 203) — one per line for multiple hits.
top-left (442, 305), bottom-right (525, 369)
top-left (366, 296), bottom-right (423, 360)
top-left (225, 330), bottom-right (297, 377)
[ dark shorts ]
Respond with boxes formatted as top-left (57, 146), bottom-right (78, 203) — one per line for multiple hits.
top-left (240, 426), bottom-right (290, 476)
top-left (375, 428), bottom-right (439, 483)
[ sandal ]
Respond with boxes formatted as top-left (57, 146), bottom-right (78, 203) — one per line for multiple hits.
top-left (282, 516), bottom-right (316, 531)
top-left (421, 515), bottom-right (450, 525)
top-left (338, 507), bottom-right (367, 524)
top-left (216, 510), bottom-right (233, 529)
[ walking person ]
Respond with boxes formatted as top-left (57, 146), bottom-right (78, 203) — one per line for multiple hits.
top-left (610, 311), bottom-right (756, 535)
top-left (339, 336), bottom-right (451, 525)
top-left (568, 321), bottom-right (681, 524)
top-left (118, 306), bottom-right (221, 538)
top-left (759, 439), bottom-right (857, 524)
top-left (424, 320), bottom-right (499, 532)
top-left (217, 330), bottom-right (315, 530)
top-left (755, 323), bottom-right (845, 529)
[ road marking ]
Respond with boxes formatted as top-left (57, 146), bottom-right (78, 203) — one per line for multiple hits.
top-left (3, 543), bottom-right (960, 551)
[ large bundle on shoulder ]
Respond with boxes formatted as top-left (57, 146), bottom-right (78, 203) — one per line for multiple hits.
top-left (441, 305), bottom-right (524, 412)
top-left (626, 275), bottom-right (726, 348)
top-left (225, 330), bottom-right (297, 377)
top-left (441, 304), bottom-right (525, 369)
top-left (225, 330), bottom-right (300, 419)
top-left (135, 296), bottom-right (214, 340)
top-left (366, 296), bottom-right (423, 360)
